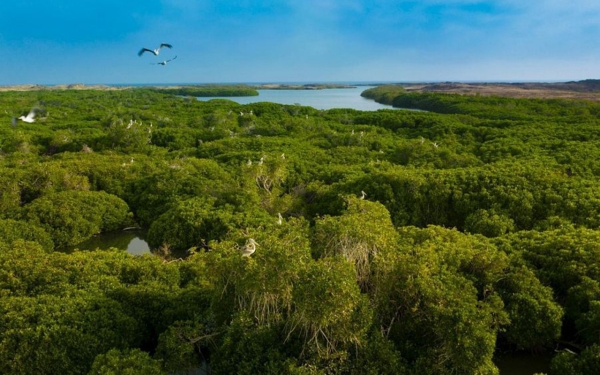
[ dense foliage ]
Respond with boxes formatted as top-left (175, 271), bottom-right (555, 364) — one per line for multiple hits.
top-left (1, 86), bottom-right (600, 374)
top-left (151, 85), bottom-right (259, 97)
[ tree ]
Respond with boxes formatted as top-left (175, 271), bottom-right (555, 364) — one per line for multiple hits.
top-left (312, 195), bottom-right (398, 290)
top-left (24, 190), bottom-right (133, 248)
top-left (88, 349), bottom-right (164, 375)
top-left (0, 218), bottom-right (54, 251)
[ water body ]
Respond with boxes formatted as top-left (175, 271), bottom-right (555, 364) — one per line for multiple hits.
top-left (494, 352), bottom-right (553, 375)
top-left (67, 230), bottom-right (151, 256)
top-left (196, 86), bottom-right (394, 111)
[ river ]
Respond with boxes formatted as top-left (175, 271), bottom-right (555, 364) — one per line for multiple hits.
top-left (196, 86), bottom-right (394, 111)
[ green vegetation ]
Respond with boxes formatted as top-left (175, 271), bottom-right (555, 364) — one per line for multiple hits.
top-left (1, 86), bottom-right (600, 374)
top-left (150, 85), bottom-right (259, 97)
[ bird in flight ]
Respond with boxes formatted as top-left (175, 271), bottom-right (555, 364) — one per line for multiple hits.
top-left (138, 43), bottom-right (173, 56)
top-left (151, 56), bottom-right (177, 66)
top-left (15, 108), bottom-right (42, 124)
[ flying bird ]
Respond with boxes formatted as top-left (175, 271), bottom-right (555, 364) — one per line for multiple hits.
top-left (152, 56), bottom-right (178, 66)
top-left (240, 238), bottom-right (258, 257)
top-left (138, 43), bottom-right (172, 56)
top-left (16, 108), bottom-right (41, 123)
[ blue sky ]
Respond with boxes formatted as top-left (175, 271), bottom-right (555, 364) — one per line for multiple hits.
top-left (1, 0), bottom-right (599, 84)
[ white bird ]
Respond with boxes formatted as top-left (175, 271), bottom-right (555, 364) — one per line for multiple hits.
top-left (277, 213), bottom-right (283, 225)
top-left (138, 43), bottom-right (172, 56)
top-left (241, 238), bottom-right (258, 257)
top-left (17, 108), bottom-right (41, 123)
top-left (360, 190), bottom-right (367, 200)
top-left (432, 142), bottom-right (439, 148)
top-left (152, 56), bottom-right (177, 66)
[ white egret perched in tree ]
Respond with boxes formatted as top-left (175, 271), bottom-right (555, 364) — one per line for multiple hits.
top-left (241, 238), bottom-right (258, 257)
top-left (152, 56), bottom-right (177, 66)
top-left (138, 43), bottom-right (172, 56)
top-left (360, 190), bottom-right (367, 199)
top-left (277, 213), bottom-right (283, 225)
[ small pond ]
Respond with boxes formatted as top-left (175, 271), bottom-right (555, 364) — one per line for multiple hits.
top-left (67, 229), bottom-right (151, 256)
top-left (494, 352), bottom-right (553, 375)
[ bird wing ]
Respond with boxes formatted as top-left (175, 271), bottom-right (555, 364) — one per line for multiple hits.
top-left (138, 48), bottom-right (154, 56)
top-left (160, 43), bottom-right (173, 49)
top-left (166, 56), bottom-right (178, 62)
top-left (26, 108), bottom-right (40, 120)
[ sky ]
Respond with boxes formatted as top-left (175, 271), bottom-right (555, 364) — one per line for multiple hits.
top-left (1, 0), bottom-right (600, 84)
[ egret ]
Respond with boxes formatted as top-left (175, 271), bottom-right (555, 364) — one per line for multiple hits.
top-left (152, 56), bottom-right (177, 66)
top-left (241, 238), bottom-right (258, 257)
top-left (360, 190), bottom-right (367, 199)
top-left (432, 142), bottom-right (439, 148)
top-left (138, 43), bottom-right (172, 56)
top-left (17, 108), bottom-right (41, 123)
top-left (277, 213), bottom-right (283, 225)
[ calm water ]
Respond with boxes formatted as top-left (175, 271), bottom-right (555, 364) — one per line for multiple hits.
top-left (495, 352), bottom-right (553, 375)
top-left (196, 86), bottom-right (394, 111)
top-left (68, 230), bottom-right (151, 256)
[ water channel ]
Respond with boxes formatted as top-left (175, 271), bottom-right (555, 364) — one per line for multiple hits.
top-left (196, 85), bottom-right (395, 111)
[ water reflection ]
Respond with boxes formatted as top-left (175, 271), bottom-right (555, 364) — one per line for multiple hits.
top-left (494, 352), bottom-right (552, 375)
top-left (196, 86), bottom-right (395, 111)
top-left (67, 230), bottom-right (151, 256)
